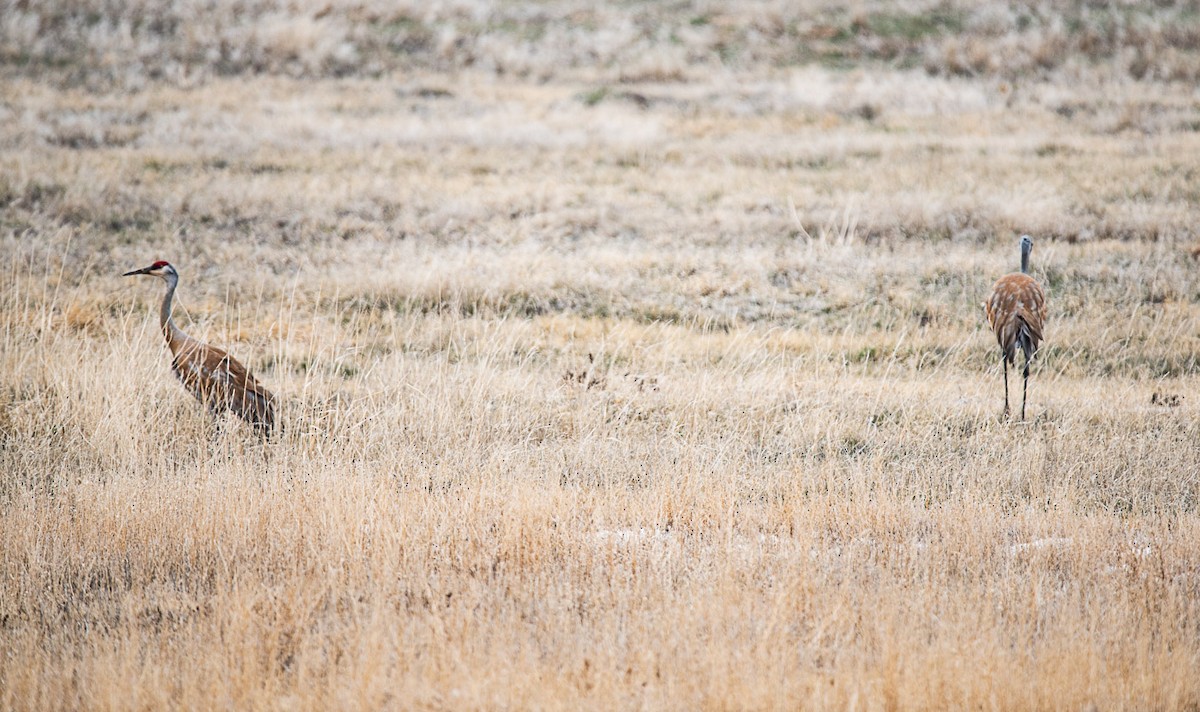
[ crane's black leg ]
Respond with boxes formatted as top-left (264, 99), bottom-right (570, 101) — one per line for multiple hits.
top-left (1002, 353), bottom-right (1010, 418)
top-left (1021, 358), bottom-right (1030, 421)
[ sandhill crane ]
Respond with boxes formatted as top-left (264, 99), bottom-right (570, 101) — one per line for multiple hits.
top-left (124, 261), bottom-right (276, 435)
top-left (984, 235), bottom-right (1047, 420)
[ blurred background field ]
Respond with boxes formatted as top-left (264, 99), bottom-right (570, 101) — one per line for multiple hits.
top-left (7, 0), bottom-right (1200, 85)
top-left (2, 2), bottom-right (1200, 709)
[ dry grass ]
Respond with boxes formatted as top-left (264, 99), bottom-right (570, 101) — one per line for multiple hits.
top-left (3, 4), bottom-right (1200, 709)
top-left (6, 0), bottom-right (1200, 86)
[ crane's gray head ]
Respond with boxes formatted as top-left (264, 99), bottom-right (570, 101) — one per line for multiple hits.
top-left (1020, 235), bottom-right (1033, 253)
top-left (123, 260), bottom-right (176, 281)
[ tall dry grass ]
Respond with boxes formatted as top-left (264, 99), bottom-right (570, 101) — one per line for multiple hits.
top-left (3, 8), bottom-right (1200, 708)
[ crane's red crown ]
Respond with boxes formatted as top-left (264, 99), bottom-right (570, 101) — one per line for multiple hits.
top-left (150, 260), bottom-right (170, 269)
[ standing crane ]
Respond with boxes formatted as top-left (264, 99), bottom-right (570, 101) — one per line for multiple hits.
top-left (984, 235), bottom-right (1047, 420)
top-left (124, 261), bottom-right (277, 435)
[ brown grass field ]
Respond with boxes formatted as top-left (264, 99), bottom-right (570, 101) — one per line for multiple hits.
top-left (3, 2), bottom-right (1200, 709)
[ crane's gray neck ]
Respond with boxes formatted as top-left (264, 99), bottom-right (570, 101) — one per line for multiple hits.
top-left (1020, 241), bottom-right (1031, 274)
top-left (160, 273), bottom-right (187, 345)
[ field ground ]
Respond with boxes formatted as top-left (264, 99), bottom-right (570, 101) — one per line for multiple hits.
top-left (3, 2), bottom-right (1200, 709)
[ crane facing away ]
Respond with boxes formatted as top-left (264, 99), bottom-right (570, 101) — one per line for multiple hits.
top-left (984, 236), bottom-right (1047, 420)
top-left (124, 261), bottom-right (276, 435)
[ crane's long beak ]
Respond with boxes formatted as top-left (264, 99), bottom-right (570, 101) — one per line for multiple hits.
top-left (123, 267), bottom-right (152, 276)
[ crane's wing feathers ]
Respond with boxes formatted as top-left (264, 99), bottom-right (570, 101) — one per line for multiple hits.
top-left (1016, 281), bottom-right (1046, 340)
top-left (171, 340), bottom-right (276, 434)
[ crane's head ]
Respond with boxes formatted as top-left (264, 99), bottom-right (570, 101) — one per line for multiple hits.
top-left (1020, 235), bottom-right (1033, 252)
top-left (123, 260), bottom-right (176, 280)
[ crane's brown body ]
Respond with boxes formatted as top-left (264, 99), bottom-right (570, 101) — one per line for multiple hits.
top-left (984, 237), bottom-right (1047, 419)
top-left (985, 273), bottom-right (1047, 363)
top-left (167, 332), bottom-right (276, 434)
top-left (126, 261), bottom-right (276, 435)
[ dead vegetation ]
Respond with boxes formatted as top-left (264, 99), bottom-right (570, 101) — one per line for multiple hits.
top-left (5, 0), bottom-right (1200, 87)
top-left (3, 3), bottom-right (1200, 710)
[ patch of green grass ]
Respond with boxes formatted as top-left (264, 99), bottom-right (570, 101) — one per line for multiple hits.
top-left (863, 9), bottom-right (964, 41)
top-left (848, 345), bottom-right (880, 364)
top-left (578, 86), bottom-right (609, 107)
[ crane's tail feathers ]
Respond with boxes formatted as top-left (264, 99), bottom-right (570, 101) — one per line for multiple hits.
top-left (1015, 316), bottom-right (1040, 363)
top-left (230, 385), bottom-right (277, 437)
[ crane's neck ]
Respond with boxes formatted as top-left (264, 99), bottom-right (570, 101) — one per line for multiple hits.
top-left (159, 273), bottom-right (188, 350)
top-left (1020, 243), bottom-right (1031, 274)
